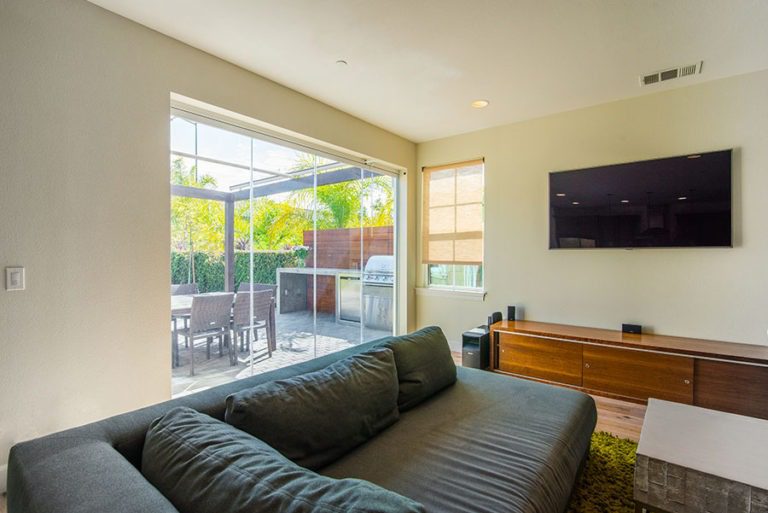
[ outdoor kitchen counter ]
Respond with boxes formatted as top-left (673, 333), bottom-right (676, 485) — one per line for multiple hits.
top-left (276, 267), bottom-right (360, 315)
top-left (277, 267), bottom-right (360, 276)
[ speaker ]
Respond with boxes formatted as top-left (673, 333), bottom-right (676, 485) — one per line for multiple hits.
top-left (487, 311), bottom-right (502, 328)
top-left (622, 323), bottom-right (642, 334)
top-left (507, 306), bottom-right (516, 321)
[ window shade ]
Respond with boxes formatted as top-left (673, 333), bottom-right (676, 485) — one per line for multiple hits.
top-left (422, 159), bottom-right (484, 265)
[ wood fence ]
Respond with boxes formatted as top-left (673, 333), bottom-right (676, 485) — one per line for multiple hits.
top-left (304, 226), bottom-right (394, 313)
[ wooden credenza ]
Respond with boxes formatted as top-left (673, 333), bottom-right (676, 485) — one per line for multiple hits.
top-left (489, 320), bottom-right (768, 419)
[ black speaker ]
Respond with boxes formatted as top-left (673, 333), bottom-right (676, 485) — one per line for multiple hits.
top-left (622, 323), bottom-right (642, 334)
top-left (507, 306), bottom-right (516, 321)
top-left (487, 311), bottom-right (502, 328)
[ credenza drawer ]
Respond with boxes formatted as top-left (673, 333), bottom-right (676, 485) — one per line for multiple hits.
top-left (498, 332), bottom-right (582, 386)
top-left (582, 345), bottom-right (693, 404)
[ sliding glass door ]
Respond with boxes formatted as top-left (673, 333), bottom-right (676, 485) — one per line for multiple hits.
top-left (169, 112), bottom-right (397, 396)
top-left (360, 169), bottom-right (396, 343)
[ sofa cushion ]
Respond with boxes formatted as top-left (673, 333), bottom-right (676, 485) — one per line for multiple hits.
top-left (141, 407), bottom-right (425, 513)
top-left (381, 326), bottom-right (457, 411)
top-left (225, 347), bottom-right (399, 469)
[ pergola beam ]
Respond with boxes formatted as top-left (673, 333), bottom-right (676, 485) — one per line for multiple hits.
top-left (231, 167), bottom-right (377, 202)
top-left (172, 167), bottom-right (376, 203)
top-left (171, 184), bottom-right (233, 202)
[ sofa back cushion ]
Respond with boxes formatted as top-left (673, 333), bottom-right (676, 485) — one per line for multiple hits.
top-left (225, 347), bottom-right (399, 470)
top-left (381, 326), bottom-right (457, 411)
top-left (142, 407), bottom-right (424, 513)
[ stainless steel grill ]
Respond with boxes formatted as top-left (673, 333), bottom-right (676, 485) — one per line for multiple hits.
top-left (362, 255), bottom-right (394, 330)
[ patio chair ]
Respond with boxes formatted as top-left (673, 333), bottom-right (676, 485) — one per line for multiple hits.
top-left (171, 283), bottom-right (199, 339)
top-left (236, 282), bottom-right (277, 297)
top-left (232, 290), bottom-right (273, 366)
top-left (173, 293), bottom-right (234, 376)
top-left (171, 283), bottom-right (199, 295)
top-left (235, 284), bottom-right (276, 350)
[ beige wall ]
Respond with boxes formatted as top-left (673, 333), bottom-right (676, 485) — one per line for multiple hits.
top-left (0, 0), bottom-right (415, 484)
top-left (416, 70), bottom-right (768, 350)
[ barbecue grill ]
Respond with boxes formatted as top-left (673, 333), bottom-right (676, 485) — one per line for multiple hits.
top-left (362, 255), bottom-right (394, 331)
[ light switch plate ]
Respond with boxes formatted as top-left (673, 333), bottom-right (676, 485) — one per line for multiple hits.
top-left (6, 267), bottom-right (25, 291)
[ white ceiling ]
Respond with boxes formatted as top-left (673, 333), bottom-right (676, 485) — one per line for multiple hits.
top-left (88, 0), bottom-right (768, 142)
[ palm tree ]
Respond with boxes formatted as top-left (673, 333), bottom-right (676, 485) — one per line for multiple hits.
top-left (288, 154), bottom-right (394, 229)
top-left (170, 158), bottom-right (223, 283)
top-left (234, 198), bottom-right (311, 250)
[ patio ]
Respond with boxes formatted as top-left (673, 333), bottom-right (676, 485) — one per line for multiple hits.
top-left (172, 310), bottom-right (390, 397)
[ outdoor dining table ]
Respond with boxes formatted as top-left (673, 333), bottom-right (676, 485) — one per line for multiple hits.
top-left (170, 292), bottom-right (231, 317)
top-left (171, 292), bottom-right (277, 371)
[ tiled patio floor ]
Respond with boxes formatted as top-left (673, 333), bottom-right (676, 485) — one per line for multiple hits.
top-left (172, 311), bottom-right (390, 397)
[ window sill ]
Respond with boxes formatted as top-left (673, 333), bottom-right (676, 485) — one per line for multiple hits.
top-left (415, 287), bottom-right (487, 301)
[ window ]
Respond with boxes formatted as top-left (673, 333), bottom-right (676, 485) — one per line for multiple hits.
top-left (422, 159), bottom-right (484, 290)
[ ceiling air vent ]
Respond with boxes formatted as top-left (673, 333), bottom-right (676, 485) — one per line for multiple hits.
top-left (640, 61), bottom-right (703, 86)
top-left (642, 73), bottom-right (660, 85)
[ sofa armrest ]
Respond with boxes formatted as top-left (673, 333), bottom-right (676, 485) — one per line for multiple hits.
top-left (8, 438), bottom-right (177, 513)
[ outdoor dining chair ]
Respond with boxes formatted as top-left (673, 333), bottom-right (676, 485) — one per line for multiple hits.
top-left (173, 293), bottom-right (234, 376)
top-left (170, 283), bottom-right (200, 337)
top-left (171, 283), bottom-right (199, 295)
top-left (236, 282), bottom-right (277, 297)
top-left (232, 290), bottom-right (273, 366)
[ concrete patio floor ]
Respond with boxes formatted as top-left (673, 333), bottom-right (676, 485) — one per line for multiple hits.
top-left (172, 311), bottom-right (390, 397)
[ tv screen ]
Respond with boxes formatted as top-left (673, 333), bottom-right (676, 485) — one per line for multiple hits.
top-left (549, 150), bottom-right (732, 249)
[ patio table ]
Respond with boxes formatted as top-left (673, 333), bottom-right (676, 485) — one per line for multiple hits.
top-left (171, 293), bottom-right (276, 369)
top-left (171, 292), bottom-right (232, 316)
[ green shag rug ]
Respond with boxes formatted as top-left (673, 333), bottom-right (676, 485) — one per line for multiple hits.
top-left (567, 431), bottom-right (638, 513)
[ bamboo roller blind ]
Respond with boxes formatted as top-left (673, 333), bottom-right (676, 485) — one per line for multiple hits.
top-left (422, 159), bottom-right (484, 265)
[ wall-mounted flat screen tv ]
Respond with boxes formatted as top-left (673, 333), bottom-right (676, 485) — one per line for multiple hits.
top-left (549, 149), bottom-right (732, 249)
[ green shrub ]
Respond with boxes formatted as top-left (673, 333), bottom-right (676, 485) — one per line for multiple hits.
top-left (171, 251), bottom-right (302, 292)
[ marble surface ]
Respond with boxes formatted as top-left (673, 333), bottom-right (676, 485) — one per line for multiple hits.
top-left (638, 399), bottom-right (768, 490)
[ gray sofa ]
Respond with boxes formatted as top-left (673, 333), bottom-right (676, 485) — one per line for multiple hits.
top-left (8, 331), bottom-right (596, 513)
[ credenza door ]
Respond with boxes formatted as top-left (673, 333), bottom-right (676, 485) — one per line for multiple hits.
top-left (582, 345), bottom-right (694, 403)
top-left (497, 332), bottom-right (582, 386)
top-left (694, 360), bottom-right (768, 419)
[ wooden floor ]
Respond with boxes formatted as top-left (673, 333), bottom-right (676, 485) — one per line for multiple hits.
top-left (592, 394), bottom-right (646, 442)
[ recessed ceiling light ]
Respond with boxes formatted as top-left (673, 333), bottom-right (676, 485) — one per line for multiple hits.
top-left (687, 154), bottom-right (701, 159)
top-left (621, 199), bottom-right (630, 203)
top-left (678, 196), bottom-right (688, 200)
top-left (471, 99), bottom-right (490, 109)
top-left (556, 193), bottom-right (566, 197)
top-left (572, 201), bottom-right (580, 205)
top-left (335, 59), bottom-right (348, 66)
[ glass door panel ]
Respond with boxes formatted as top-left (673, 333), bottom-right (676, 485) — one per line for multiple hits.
top-left (244, 148), bottom-right (317, 370)
top-left (310, 163), bottom-right (363, 353)
top-left (361, 169), bottom-right (396, 342)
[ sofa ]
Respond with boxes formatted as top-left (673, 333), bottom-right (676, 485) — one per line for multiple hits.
top-left (7, 327), bottom-right (597, 513)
